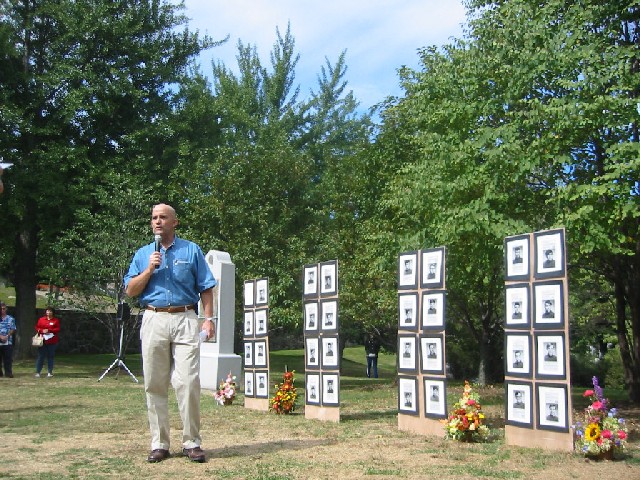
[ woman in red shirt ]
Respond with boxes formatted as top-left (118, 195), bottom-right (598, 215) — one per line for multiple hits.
top-left (35, 307), bottom-right (61, 378)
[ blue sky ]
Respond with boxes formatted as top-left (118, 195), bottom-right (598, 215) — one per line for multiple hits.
top-left (180, 1), bottom-right (467, 113)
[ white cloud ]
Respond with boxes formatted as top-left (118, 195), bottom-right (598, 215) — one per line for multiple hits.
top-left (180, 0), bottom-right (467, 110)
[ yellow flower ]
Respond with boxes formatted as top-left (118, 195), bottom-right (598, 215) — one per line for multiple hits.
top-left (585, 423), bottom-right (600, 442)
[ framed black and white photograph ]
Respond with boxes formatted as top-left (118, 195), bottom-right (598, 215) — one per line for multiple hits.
top-left (398, 376), bottom-right (419, 416)
top-left (244, 370), bottom-right (255, 398)
top-left (305, 336), bottom-right (320, 370)
top-left (254, 308), bottom-right (268, 337)
top-left (304, 301), bottom-right (319, 333)
top-left (504, 234), bottom-right (530, 281)
top-left (398, 334), bottom-right (418, 373)
top-left (255, 277), bottom-right (269, 306)
top-left (243, 280), bottom-right (255, 307)
top-left (320, 299), bottom-right (339, 333)
top-left (243, 341), bottom-right (253, 367)
top-left (303, 264), bottom-right (319, 298)
top-left (255, 370), bottom-right (269, 399)
top-left (424, 377), bottom-right (447, 419)
top-left (420, 334), bottom-right (444, 375)
top-left (306, 373), bottom-right (321, 405)
top-left (398, 251), bottom-right (419, 289)
top-left (421, 290), bottom-right (446, 331)
top-left (535, 332), bottom-right (566, 380)
top-left (398, 292), bottom-right (418, 331)
top-left (505, 284), bottom-right (530, 329)
top-left (321, 336), bottom-right (340, 370)
top-left (505, 381), bottom-right (533, 428)
top-left (505, 333), bottom-right (532, 378)
top-left (533, 281), bottom-right (564, 329)
top-left (421, 247), bottom-right (445, 289)
top-left (243, 310), bottom-right (254, 338)
top-left (534, 229), bottom-right (565, 279)
top-left (320, 260), bottom-right (338, 297)
top-left (536, 383), bottom-right (569, 432)
top-left (254, 340), bottom-right (268, 368)
top-left (322, 373), bottom-right (340, 406)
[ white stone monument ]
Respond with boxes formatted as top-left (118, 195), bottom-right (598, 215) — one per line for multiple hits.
top-left (199, 250), bottom-right (242, 390)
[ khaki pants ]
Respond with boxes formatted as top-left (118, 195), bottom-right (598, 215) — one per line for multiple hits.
top-left (140, 310), bottom-right (201, 450)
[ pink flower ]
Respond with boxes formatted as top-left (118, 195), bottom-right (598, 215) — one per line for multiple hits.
top-left (591, 400), bottom-right (604, 410)
top-left (583, 389), bottom-right (594, 397)
top-left (601, 429), bottom-right (612, 439)
top-left (618, 431), bottom-right (627, 440)
top-left (467, 399), bottom-right (476, 406)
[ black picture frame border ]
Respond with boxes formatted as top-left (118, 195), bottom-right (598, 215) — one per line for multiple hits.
top-left (305, 335), bottom-right (320, 371)
top-left (243, 309), bottom-right (255, 339)
top-left (533, 228), bottom-right (566, 280)
top-left (243, 340), bottom-right (254, 368)
top-left (420, 247), bottom-right (445, 289)
top-left (504, 234), bottom-right (531, 281)
top-left (243, 279), bottom-right (255, 307)
top-left (504, 332), bottom-right (533, 379)
top-left (420, 290), bottom-right (446, 331)
top-left (536, 382), bottom-right (569, 432)
top-left (398, 250), bottom-right (419, 290)
top-left (254, 370), bottom-right (270, 399)
top-left (253, 339), bottom-right (269, 369)
top-left (321, 372), bottom-right (340, 407)
top-left (397, 334), bottom-right (418, 374)
top-left (504, 380), bottom-right (533, 428)
top-left (398, 375), bottom-right (419, 416)
top-left (319, 259), bottom-right (338, 297)
top-left (321, 335), bottom-right (340, 371)
top-left (398, 291), bottom-right (419, 332)
top-left (244, 369), bottom-right (255, 398)
top-left (505, 283), bottom-right (531, 329)
top-left (305, 373), bottom-right (321, 405)
top-left (255, 277), bottom-right (269, 306)
top-left (423, 376), bottom-right (447, 419)
top-left (254, 307), bottom-right (269, 337)
top-left (419, 333), bottom-right (445, 375)
top-left (303, 300), bottom-right (320, 334)
top-left (320, 298), bottom-right (340, 333)
top-left (533, 280), bottom-right (565, 330)
top-left (534, 331), bottom-right (566, 380)
top-left (303, 264), bottom-right (319, 298)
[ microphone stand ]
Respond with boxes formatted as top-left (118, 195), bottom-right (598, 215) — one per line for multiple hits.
top-left (98, 302), bottom-right (139, 383)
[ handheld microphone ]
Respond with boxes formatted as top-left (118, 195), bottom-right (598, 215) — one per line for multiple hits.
top-left (154, 234), bottom-right (161, 267)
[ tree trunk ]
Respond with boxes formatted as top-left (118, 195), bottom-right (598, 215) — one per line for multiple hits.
top-left (13, 213), bottom-right (39, 360)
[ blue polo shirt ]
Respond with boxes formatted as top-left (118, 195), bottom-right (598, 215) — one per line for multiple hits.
top-left (0, 314), bottom-right (16, 346)
top-left (124, 236), bottom-right (217, 308)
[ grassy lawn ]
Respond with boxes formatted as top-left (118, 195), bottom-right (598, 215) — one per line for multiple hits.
top-left (0, 347), bottom-right (638, 479)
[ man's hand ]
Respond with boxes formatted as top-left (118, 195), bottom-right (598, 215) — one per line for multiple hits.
top-left (202, 318), bottom-right (216, 340)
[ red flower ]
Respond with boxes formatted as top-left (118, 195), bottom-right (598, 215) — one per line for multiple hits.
top-left (618, 431), bottom-right (627, 440)
top-left (601, 429), bottom-right (612, 439)
top-left (583, 389), bottom-right (594, 397)
top-left (591, 400), bottom-right (604, 410)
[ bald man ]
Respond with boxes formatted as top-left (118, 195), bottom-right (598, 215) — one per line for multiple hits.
top-left (124, 204), bottom-right (217, 463)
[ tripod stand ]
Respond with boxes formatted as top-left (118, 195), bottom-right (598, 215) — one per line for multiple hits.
top-left (98, 303), bottom-right (139, 383)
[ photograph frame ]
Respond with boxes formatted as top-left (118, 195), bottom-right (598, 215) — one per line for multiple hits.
top-left (320, 260), bottom-right (338, 297)
top-left (321, 373), bottom-right (340, 407)
top-left (244, 370), bottom-right (255, 398)
top-left (505, 332), bottom-right (532, 378)
top-left (398, 375), bottom-right (419, 416)
top-left (321, 335), bottom-right (340, 370)
top-left (534, 229), bottom-right (566, 279)
top-left (243, 341), bottom-right (253, 367)
top-left (303, 300), bottom-right (319, 333)
top-left (398, 292), bottom-right (419, 331)
top-left (505, 381), bottom-right (533, 428)
top-left (398, 251), bottom-right (419, 290)
top-left (303, 264), bottom-right (319, 298)
top-left (535, 332), bottom-right (566, 380)
top-left (305, 336), bottom-right (320, 370)
top-left (255, 277), bottom-right (269, 306)
top-left (255, 370), bottom-right (269, 399)
top-left (320, 298), bottom-right (339, 333)
top-left (254, 308), bottom-right (269, 337)
top-left (305, 373), bottom-right (321, 405)
top-left (243, 310), bottom-right (254, 338)
top-left (505, 283), bottom-right (530, 329)
top-left (421, 290), bottom-right (446, 331)
top-left (423, 377), bottom-right (447, 419)
top-left (243, 280), bottom-right (255, 307)
top-left (536, 383), bottom-right (569, 432)
top-left (253, 339), bottom-right (268, 368)
top-left (533, 280), bottom-right (565, 329)
top-left (504, 234), bottom-right (531, 281)
top-left (420, 247), bottom-right (445, 289)
top-left (397, 334), bottom-right (418, 373)
top-left (419, 334), bottom-right (444, 375)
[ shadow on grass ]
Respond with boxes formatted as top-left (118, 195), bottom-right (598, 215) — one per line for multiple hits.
top-left (341, 409), bottom-right (398, 422)
top-left (209, 438), bottom-right (336, 458)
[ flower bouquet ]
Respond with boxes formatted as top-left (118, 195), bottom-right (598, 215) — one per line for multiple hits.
top-left (214, 372), bottom-right (237, 406)
top-left (269, 370), bottom-right (298, 414)
top-left (573, 376), bottom-right (627, 459)
top-left (443, 380), bottom-right (490, 442)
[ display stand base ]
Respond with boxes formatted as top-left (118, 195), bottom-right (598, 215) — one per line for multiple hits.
top-left (505, 425), bottom-right (573, 451)
top-left (245, 397), bottom-right (269, 411)
top-left (398, 414), bottom-right (443, 437)
top-left (305, 405), bottom-right (340, 422)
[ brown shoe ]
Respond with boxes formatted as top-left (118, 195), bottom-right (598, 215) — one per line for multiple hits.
top-left (147, 449), bottom-right (170, 463)
top-left (182, 446), bottom-right (206, 463)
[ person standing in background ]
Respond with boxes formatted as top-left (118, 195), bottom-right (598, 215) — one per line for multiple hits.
top-left (364, 332), bottom-right (381, 378)
top-left (0, 302), bottom-right (17, 377)
top-left (35, 307), bottom-right (61, 377)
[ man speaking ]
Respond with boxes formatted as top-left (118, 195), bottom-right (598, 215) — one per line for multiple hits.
top-left (125, 203), bottom-right (217, 463)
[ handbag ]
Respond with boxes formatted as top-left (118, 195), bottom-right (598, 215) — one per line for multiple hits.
top-left (32, 333), bottom-right (44, 347)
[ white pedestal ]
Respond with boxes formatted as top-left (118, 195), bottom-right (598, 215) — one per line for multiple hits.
top-left (199, 250), bottom-right (242, 390)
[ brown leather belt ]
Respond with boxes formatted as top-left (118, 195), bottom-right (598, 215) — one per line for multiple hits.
top-left (146, 304), bottom-right (195, 313)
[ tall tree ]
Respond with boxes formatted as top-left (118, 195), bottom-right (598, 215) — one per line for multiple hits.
top-left (0, 0), bottom-right (217, 357)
